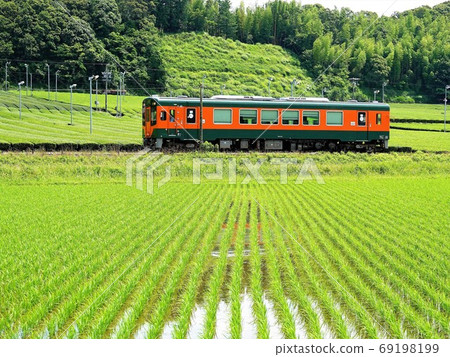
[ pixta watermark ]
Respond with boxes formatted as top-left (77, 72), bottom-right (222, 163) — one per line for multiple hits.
top-left (126, 151), bottom-right (324, 194)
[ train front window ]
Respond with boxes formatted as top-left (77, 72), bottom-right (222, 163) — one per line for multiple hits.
top-left (303, 111), bottom-right (319, 126)
top-left (357, 112), bottom-right (366, 126)
top-left (261, 110), bottom-right (278, 125)
top-left (240, 109), bottom-right (257, 124)
top-left (150, 103), bottom-right (157, 126)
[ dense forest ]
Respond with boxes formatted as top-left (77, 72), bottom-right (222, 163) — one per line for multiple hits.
top-left (0, 0), bottom-right (449, 102)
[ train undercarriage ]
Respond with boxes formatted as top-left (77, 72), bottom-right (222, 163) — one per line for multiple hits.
top-left (144, 137), bottom-right (388, 152)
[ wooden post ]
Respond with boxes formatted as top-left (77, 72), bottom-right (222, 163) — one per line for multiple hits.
top-left (199, 83), bottom-right (204, 144)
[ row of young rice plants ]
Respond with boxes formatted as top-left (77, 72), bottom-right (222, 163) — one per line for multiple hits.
top-left (69, 183), bottom-right (212, 338)
top-left (63, 184), bottom-right (216, 338)
top-left (228, 198), bottom-right (249, 339)
top-left (309, 182), bottom-right (448, 324)
top-left (257, 187), bottom-right (298, 339)
top-left (0, 185), bottom-right (141, 337)
top-left (354, 180), bottom-right (450, 263)
top-left (2, 184), bottom-right (199, 338)
top-left (145, 184), bottom-right (235, 339)
top-left (60, 184), bottom-right (203, 339)
top-left (263, 182), bottom-right (379, 339)
top-left (262, 182), bottom-right (370, 339)
top-left (276, 181), bottom-right (445, 338)
top-left (247, 198), bottom-right (270, 338)
top-left (258, 183), bottom-right (343, 339)
top-left (286, 182), bottom-right (415, 338)
top-left (17, 187), bottom-right (146, 338)
top-left (111, 183), bottom-right (230, 339)
top-left (170, 185), bottom-right (235, 339)
top-left (320, 182), bottom-right (449, 335)
top-left (284, 182), bottom-right (425, 338)
top-left (201, 187), bottom-right (245, 339)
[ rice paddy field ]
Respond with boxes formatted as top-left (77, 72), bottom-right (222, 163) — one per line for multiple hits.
top-left (0, 152), bottom-right (449, 339)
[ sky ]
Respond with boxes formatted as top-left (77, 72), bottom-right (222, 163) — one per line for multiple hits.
top-left (230, 1), bottom-right (446, 16)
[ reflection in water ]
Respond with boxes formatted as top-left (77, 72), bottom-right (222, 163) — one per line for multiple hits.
top-left (134, 322), bottom-right (150, 339)
top-left (240, 290), bottom-right (257, 339)
top-left (110, 308), bottom-right (132, 338)
top-left (187, 305), bottom-right (206, 339)
top-left (309, 298), bottom-right (333, 339)
top-left (285, 297), bottom-right (308, 339)
top-left (161, 320), bottom-right (177, 339)
top-left (215, 300), bottom-right (231, 339)
top-left (262, 295), bottom-right (284, 339)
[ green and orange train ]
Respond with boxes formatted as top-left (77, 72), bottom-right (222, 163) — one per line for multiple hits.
top-left (142, 95), bottom-right (390, 151)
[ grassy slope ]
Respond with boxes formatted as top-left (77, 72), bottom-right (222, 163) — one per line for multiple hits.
top-left (0, 92), bottom-right (140, 144)
top-left (390, 103), bottom-right (446, 121)
top-left (390, 129), bottom-right (450, 152)
top-left (159, 32), bottom-right (314, 98)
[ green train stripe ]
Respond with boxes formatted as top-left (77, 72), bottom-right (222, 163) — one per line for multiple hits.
top-left (151, 129), bottom-right (389, 142)
top-left (144, 98), bottom-right (390, 111)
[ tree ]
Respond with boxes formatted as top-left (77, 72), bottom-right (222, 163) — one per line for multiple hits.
top-left (90, 0), bottom-right (121, 38)
top-left (364, 54), bottom-right (390, 88)
top-left (217, 0), bottom-right (235, 39)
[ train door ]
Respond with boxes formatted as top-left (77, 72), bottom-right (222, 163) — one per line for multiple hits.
top-left (357, 111), bottom-right (368, 141)
top-left (185, 108), bottom-right (198, 139)
top-left (167, 108), bottom-right (178, 137)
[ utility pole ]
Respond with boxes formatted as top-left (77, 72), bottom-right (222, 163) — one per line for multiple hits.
top-left (445, 85), bottom-right (450, 133)
top-left (290, 79), bottom-right (297, 97)
top-left (69, 84), bottom-right (77, 125)
top-left (102, 65), bottom-right (111, 112)
top-left (349, 77), bottom-right (360, 100)
top-left (200, 75), bottom-right (206, 144)
top-left (374, 90), bottom-right (380, 102)
top-left (25, 64), bottom-right (29, 96)
top-left (322, 87), bottom-right (328, 97)
top-left (18, 81), bottom-right (24, 120)
top-left (268, 77), bottom-right (274, 96)
top-left (89, 75), bottom-right (98, 134)
top-left (382, 81), bottom-right (388, 103)
top-left (46, 64), bottom-right (50, 100)
top-left (119, 72), bottom-right (126, 117)
top-left (55, 70), bottom-right (60, 101)
top-left (30, 73), bottom-right (33, 96)
top-left (5, 61), bottom-right (10, 91)
top-left (95, 76), bottom-right (99, 111)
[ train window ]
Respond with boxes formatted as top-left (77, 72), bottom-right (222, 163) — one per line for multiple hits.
top-left (303, 111), bottom-right (319, 126)
top-left (186, 108), bottom-right (196, 124)
top-left (170, 109), bottom-right (175, 122)
top-left (326, 111), bottom-right (343, 126)
top-left (376, 113), bottom-right (382, 125)
top-left (160, 111), bottom-right (167, 121)
top-left (214, 109), bottom-right (232, 124)
top-left (282, 110), bottom-right (299, 125)
top-left (357, 112), bottom-right (366, 126)
top-left (261, 110), bottom-right (278, 125)
top-left (240, 109), bottom-right (257, 124)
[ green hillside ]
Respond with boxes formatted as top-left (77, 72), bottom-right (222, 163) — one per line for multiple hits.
top-left (160, 33), bottom-right (314, 98)
top-left (0, 92), bottom-right (140, 145)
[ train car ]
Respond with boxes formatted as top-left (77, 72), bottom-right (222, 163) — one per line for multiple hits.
top-left (142, 95), bottom-right (390, 151)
